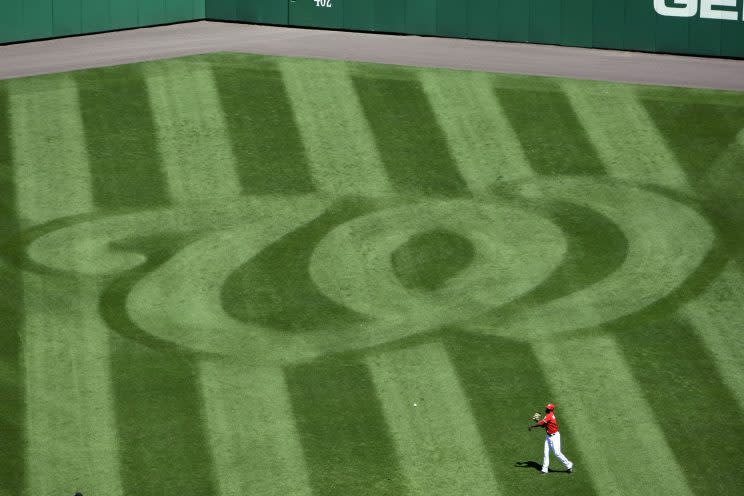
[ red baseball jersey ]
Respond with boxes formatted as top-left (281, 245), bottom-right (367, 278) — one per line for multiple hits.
top-left (538, 412), bottom-right (559, 435)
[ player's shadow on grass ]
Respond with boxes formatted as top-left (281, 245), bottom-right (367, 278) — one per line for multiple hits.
top-left (515, 461), bottom-right (562, 473)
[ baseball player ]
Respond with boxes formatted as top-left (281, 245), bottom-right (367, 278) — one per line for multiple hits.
top-left (528, 403), bottom-right (574, 474)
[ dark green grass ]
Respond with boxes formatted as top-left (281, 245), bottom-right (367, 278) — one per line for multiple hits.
top-left (352, 71), bottom-right (469, 196)
top-left (0, 85), bottom-right (24, 496)
top-left (75, 65), bottom-right (169, 209)
top-left (81, 70), bottom-right (218, 495)
top-left (473, 201), bottom-right (628, 327)
top-left (447, 332), bottom-right (597, 495)
top-left (642, 97), bottom-right (744, 268)
top-left (526, 203), bottom-right (628, 299)
top-left (111, 337), bottom-right (216, 495)
top-left (495, 80), bottom-right (604, 175)
top-left (287, 357), bottom-right (406, 496)
top-left (1, 52), bottom-right (744, 496)
top-left (222, 198), bottom-right (370, 332)
top-left (391, 229), bottom-right (475, 291)
top-left (616, 318), bottom-right (744, 494)
top-left (103, 238), bottom-right (217, 494)
top-left (100, 233), bottom-right (201, 355)
top-left (211, 54), bottom-right (315, 194)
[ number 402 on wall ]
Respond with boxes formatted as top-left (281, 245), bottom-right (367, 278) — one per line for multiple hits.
top-left (314, 0), bottom-right (333, 6)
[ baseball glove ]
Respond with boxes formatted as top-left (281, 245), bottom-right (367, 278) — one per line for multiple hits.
top-left (531, 412), bottom-right (542, 422)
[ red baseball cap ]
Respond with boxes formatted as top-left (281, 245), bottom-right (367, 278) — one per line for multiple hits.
top-left (546, 403), bottom-right (555, 410)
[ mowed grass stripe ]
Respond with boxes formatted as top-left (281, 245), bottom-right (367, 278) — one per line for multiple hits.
top-left (75, 65), bottom-right (169, 208)
top-left (0, 85), bottom-right (24, 496)
top-left (367, 342), bottom-right (500, 496)
top-left (8, 75), bottom-right (123, 496)
top-left (146, 57), bottom-right (304, 495)
top-left (495, 79), bottom-right (605, 175)
top-left (534, 335), bottom-right (692, 496)
top-left (642, 97), bottom-right (744, 267)
top-left (287, 357), bottom-right (405, 496)
top-left (211, 54), bottom-right (315, 194)
top-left (420, 70), bottom-right (533, 191)
top-left (447, 333), bottom-right (596, 496)
top-left (280, 58), bottom-right (392, 196)
top-left (77, 64), bottom-right (217, 495)
top-left (352, 70), bottom-right (469, 196)
top-left (22, 277), bottom-right (124, 496)
top-left (9, 76), bottom-right (94, 223)
top-left (616, 319), bottom-right (744, 493)
top-left (200, 363), bottom-right (311, 496)
top-left (682, 263), bottom-right (744, 410)
top-left (110, 341), bottom-right (216, 495)
top-left (144, 59), bottom-right (242, 202)
top-left (145, 57), bottom-right (311, 495)
top-left (562, 82), bottom-right (689, 191)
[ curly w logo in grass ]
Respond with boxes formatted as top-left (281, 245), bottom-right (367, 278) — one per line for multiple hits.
top-left (22, 177), bottom-right (712, 360)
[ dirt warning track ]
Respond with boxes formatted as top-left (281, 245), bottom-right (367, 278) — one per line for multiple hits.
top-left (1, 20), bottom-right (743, 90)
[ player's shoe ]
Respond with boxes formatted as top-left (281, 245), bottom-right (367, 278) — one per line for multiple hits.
top-left (567, 466), bottom-right (574, 474)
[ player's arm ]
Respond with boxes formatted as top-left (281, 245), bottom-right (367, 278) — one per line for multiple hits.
top-left (528, 419), bottom-right (546, 431)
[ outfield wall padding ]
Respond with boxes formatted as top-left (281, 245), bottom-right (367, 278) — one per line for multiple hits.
top-left (274, 0), bottom-right (744, 57)
top-left (0, 0), bottom-right (205, 44)
top-left (216, 0), bottom-right (744, 59)
top-left (2, 0), bottom-right (743, 59)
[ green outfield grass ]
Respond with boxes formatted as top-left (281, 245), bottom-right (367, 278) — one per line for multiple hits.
top-left (1, 52), bottom-right (744, 496)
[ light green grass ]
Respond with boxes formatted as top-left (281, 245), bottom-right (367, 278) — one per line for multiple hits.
top-left (7, 74), bottom-right (121, 496)
top-left (144, 59), bottom-right (242, 203)
top-left (280, 58), bottom-right (391, 196)
top-left (534, 335), bottom-right (692, 495)
top-left (1, 52), bottom-right (743, 496)
top-left (200, 363), bottom-right (311, 495)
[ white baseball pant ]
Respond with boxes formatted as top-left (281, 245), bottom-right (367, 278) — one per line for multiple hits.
top-left (542, 432), bottom-right (573, 473)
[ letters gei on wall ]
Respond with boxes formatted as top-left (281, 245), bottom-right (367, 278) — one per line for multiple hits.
top-left (654, 0), bottom-right (742, 20)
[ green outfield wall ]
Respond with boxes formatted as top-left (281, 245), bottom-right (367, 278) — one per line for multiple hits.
top-left (2, 1), bottom-right (743, 58)
top-left (209, 0), bottom-right (744, 59)
top-left (0, 0), bottom-right (205, 44)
